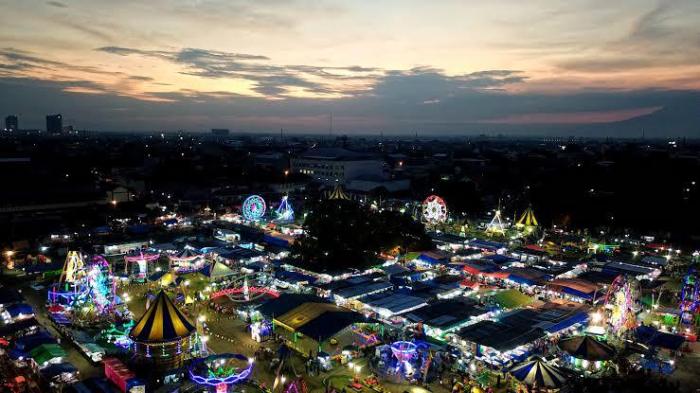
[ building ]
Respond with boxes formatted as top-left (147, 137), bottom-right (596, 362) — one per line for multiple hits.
top-left (5, 115), bottom-right (18, 132)
top-left (211, 128), bottom-right (230, 136)
top-left (291, 148), bottom-right (384, 185)
top-left (46, 114), bottom-right (63, 135)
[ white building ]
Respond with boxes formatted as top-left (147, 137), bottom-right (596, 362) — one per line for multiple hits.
top-left (291, 148), bottom-right (384, 184)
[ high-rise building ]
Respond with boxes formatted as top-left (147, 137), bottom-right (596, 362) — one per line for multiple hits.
top-left (211, 128), bottom-right (230, 136)
top-left (46, 114), bottom-right (63, 134)
top-left (4, 115), bottom-right (18, 132)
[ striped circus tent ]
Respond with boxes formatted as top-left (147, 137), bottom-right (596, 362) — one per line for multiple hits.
top-left (509, 357), bottom-right (567, 389)
top-left (130, 290), bottom-right (195, 343)
top-left (325, 184), bottom-right (351, 200)
top-left (558, 335), bottom-right (616, 361)
top-left (516, 205), bottom-right (539, 228)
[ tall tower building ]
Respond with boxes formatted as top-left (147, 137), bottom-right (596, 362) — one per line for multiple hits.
top-left (5, 115), bottom-right (18, 132)
top-left (46, 113), bottom-right (63, 135)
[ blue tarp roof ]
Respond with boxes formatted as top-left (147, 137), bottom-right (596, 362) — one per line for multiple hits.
top-left (6, 303), bottom-right (33, 317)
top-left (507, 274), bottom-right (538, 286)
top-left (41, 362), bottom-right (78, 378)
top-left (23, 261), bottom-right (62, 274)
top-left (128, 224), bottom-right (151, 234)
top-left (0, 317), bottom-right (38, 336)
top-left (334, 281), bottom-right (393, 300)
top-left (9, 348), bottom-right (28, 360)
top-left (263, 234), bottom-right (290, 248)
top-left (561, 287), bottom-right (594, 299)
top-left (544, 311), bottom-right (588, 333)
top-left (15, 331), bottom-right (56, 351)
top-left (275, 270), bottom-right (317, 285)
top-left (469, 239), bottom-right (505, 250)
top-left (636, 326), bottom-right (685, 350)
top-left (483, 254), bottom-right (518, 264)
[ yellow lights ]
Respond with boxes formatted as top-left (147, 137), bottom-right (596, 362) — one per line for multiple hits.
top-left (198, 315), bottom-right (206, 323)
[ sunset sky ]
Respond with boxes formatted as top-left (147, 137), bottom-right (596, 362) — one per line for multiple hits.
top-left (1, 0), bottom-right (699, 134)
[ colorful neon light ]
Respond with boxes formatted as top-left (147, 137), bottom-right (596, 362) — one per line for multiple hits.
top-left (188, 353), bottom-right (254, 387)
top-left (210, 287), bottom-right (280, 300)
top-left (242, 195), bottom-right (267, 221)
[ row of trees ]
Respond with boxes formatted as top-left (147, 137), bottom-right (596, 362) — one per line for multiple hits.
top-left (292, 199), bottom-right (433, 271)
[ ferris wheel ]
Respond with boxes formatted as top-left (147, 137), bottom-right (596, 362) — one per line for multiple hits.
top-left (603, 275), bottom-right (640, 335)
top-left (421, 195), bottom-right (448, 224)
top-left (242, 195), bottom-right (267, 221)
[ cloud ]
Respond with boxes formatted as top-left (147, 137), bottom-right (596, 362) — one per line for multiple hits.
top-left (46, 1), bottom-right (67, 8)
top-left (557, 1), bottom-right (700, 73)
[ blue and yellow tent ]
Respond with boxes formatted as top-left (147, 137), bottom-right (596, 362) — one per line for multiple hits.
top-left (509, 357), bottom-right (566, 389)
top-left (129, 290), bottom-right (195, 343)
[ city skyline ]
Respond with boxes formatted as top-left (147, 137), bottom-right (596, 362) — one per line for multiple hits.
top-left (1, 0), bottom-right (699, 135)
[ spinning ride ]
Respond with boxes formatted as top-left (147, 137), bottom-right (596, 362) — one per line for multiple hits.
top-left (209, 275), bottom-right (280, 303)
top-left (274, 195), bottom-right (294, 222)
top-left (421, 195), bottom-right (448, 225)
top-left (390, 341), bottom-right (418, 377)
top-left (188, 353), bottom-right (254, 393)
top-left (242, 195), bottom-right (267, 221)
top-left (48, 253), bottom-right (120, 323)
top-left (124, 250), bottom-right (160, 279)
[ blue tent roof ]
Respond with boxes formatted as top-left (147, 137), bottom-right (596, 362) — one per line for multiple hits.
top-left (544, 312), bottom-right (588, 333)
top-left (507, 274), bottom-right (538, 286)
top-left (6, 303), bottom-right (33, 317)
top-left (469, 239), bottom-right (505, 250)
top-left (14, 331), bottom-right (56, 351)
top-left (41, 362), bottom-right (78, 378)
top-left (275, 270), bottom-right (317, 285)
top-left (0, 317), bottom-right (39, 336)
top-left (483, 254), bottom-right (518, 264)
top-left (636, 326), bottom-right (685, 350)
top-left (561, 287), bottom-right (594, 299)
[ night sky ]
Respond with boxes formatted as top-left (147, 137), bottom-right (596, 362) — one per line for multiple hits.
top-left (1, 0), bottom-right (699, 135)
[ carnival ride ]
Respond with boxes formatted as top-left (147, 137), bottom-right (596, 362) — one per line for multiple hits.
top-left (603, 275), bottom-right (640, 336)
top-left (48, 253), bottom-right (121, 323)
top-left (123, 250), bottom-right (160, 279)
top-left (421, 195), bottom-right (448, 225)
top-left (188, 353), bottom-right (254, 393)
top-left (169, 248), bottom-right (205, 273)
top-left (242, 195), bottom-right (267, 221)
top-left (515, 205), bottom-right (538, 235)
top-left (274, 195), bottom-right (294, 222)
top-left (209, 274), bottom-right (280, 303)
top-left (391, 341), bottom-right (418, 376)
top-left (485, 209), bottom-right (506, 236)
top-left (679, 267), bottom-right (700, 330)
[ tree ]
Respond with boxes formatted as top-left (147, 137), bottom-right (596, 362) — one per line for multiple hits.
top-left (292, 199), bottom-right (432, 272)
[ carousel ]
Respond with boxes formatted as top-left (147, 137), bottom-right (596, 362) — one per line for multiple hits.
top-left (558, 335), bottom-right (616, 374)
top-left (129, 290), bottom-right (197, 372)
top-left (509, 357), bottom-right (567, 392)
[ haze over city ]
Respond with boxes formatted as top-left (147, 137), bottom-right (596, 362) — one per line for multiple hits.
top-left (1, 0), bottom-right (699, 135)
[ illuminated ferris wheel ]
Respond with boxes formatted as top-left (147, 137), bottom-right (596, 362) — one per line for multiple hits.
top-left (242, 195), bottom-right (267, 221)
top-left (421, 195), bottom-right (448, 224)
